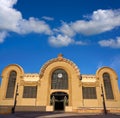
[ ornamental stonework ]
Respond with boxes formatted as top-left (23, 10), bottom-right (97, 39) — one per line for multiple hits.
top-left (24, 73), bottom-right (39, 82)
top-left (39, 54), bottom-right (80, 78)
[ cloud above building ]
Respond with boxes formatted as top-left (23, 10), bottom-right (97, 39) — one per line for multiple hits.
top-left (0, 0), bottom-right (52, 42)
top-left (71, 9), bottom-right (120, 35)
top-left (0, 0), bottom-right (120, 48)
top-left (49, 9), bottom-right (120, 47)
top-left (98, 37), bottom-right (120, 48)
top-left (18, 18), bottom-right (52, 35)
top-left (49, 34), bottom-right (74, 47)
top-left (0, 31), bottom-right (8, 43)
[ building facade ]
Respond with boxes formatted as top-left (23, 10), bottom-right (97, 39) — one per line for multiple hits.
top-left (0, 54), bottom-right (120, 113)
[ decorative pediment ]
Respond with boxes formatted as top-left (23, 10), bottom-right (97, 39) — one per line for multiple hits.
top-left (39, 54), bottom-right (80, 78)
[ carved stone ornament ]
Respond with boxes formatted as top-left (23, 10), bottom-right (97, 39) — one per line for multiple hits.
top-left (39, 54), bottom-right (80, 78)
top-left (20, 79), bottom-right (40, 86)
top-left (81, 81), bottom-right (100, 87)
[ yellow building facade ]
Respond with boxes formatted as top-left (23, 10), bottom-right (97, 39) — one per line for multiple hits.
top-left (0, 54), bottom-right (120, 113)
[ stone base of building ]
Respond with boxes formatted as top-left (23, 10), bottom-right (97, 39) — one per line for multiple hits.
top-left (46, 106), bottom-right (53, 111)
top-left (73, 107), bottom-right (102, 114)
top-left (65, 106), bottom-right (73, 112)
top-left (73, 107), bottom-right (120, 114)
top-left (1, 106), bottom-right (120, 114)
top-left (46, 106), bottom-right (73, 112)
top-left (0, 106), bottom-right (46, 114)
top-left (0, 106), bottom-right (12, 114)
top-left (107, 108), bottom-right (120, 114)
top-left (15, 106), bottom-right (46, 112)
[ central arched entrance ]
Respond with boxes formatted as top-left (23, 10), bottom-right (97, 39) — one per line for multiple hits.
top-left (50, 92), bottom-right (68, 111)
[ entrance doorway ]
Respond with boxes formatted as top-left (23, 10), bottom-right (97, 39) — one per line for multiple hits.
top-left (55, 101), bottom-right (64, 110)
top-left (50, 92), bottom-right (68, 111)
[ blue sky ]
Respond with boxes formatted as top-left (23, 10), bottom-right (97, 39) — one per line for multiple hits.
top-left (0, 0), bottom-right (120, 88)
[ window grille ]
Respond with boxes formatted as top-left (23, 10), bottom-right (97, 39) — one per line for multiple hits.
top-left (6, 71), bottom-right (17, 98)
top-left (103, 73), bottom-right (114, 99)
top-left (51, 69), bottom-right (68, 89)
top-left (23, 86), bottom-right (37, 98)
top-left (83, 87), bottom-right (97, 99)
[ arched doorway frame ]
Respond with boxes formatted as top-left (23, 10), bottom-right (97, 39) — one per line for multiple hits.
top-left (50, 91), bottom-right (69, 111)
top-left (47, 66), bottom-right (72, 107)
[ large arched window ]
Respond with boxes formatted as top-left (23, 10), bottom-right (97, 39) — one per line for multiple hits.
top-left (6, 71), bottom-right (17, 98)
top-left (103, 73), bottom-right (114, 99)
top-left (51, 69), bottom-right (68, 89)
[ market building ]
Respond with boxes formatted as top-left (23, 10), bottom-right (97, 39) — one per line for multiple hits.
top-left (0, 54), bottom-right (120, 113)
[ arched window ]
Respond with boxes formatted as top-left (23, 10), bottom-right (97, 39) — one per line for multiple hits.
top-left (6, 71), bottom-right (17, 98)
top-left (51, 69), bottom-right (68, 89)
top-left (103, 73), bottom-right (114, 99)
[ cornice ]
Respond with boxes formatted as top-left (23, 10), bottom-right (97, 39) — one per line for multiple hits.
top-left (24, 73), bottom-right (39, 77)
top-left (81, 74), bottom-right (96, 78)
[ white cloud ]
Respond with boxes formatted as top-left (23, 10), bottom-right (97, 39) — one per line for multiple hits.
top-left (59, 22), bottom-right (75, 37)
top-left (18, 17), bottom-right (51, 35)
top-left (42, 16), bottom-right (54, 21)
top-left (48, 9), bottom-right (120, 47)
top-left (98, 37), bottom-right (120, 48)
top-left (0, 0), bottom-right (22, 32)
top-left (0, 0), bottom-right (52, 43)
top-left (49, 22), bottom-right (87, 47)
top-left (0, 0), bottom-right (120, 48)
top-left (49, 34), bottom-right (87, 47)
top-left (0, 0), bottom-right (17, 7)
top-left (49, 34), bottom-right (74, 47)
top-left (0, 31), bottom-right (8, 43)
top-left (71, 9), bottom-right (120, 35)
